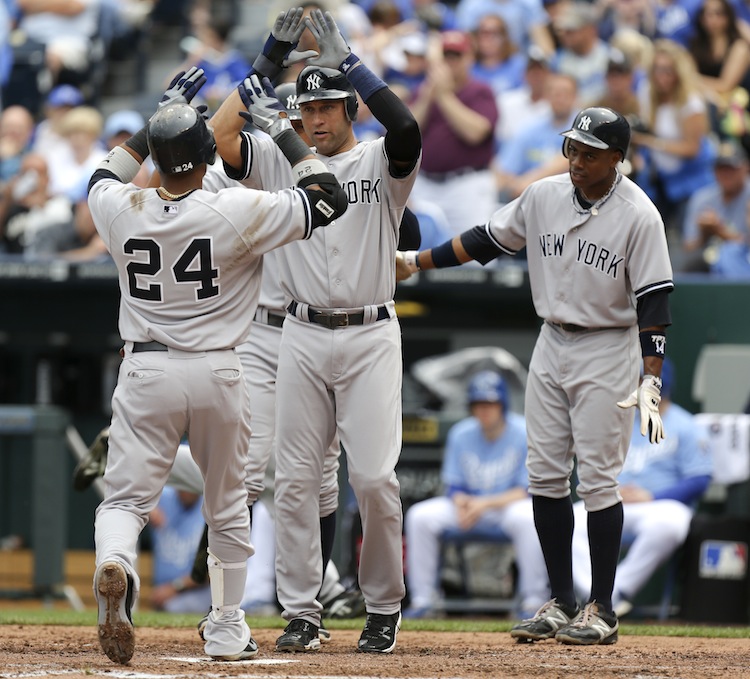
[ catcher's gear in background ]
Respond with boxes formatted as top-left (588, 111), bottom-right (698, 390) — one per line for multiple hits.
top-left (561, 107), bottom-right (631, 159)
top-left (617, 374), bottom-right (665, 444)
top-left (147, 103), bottom-right (217, 175)
top-left (296, 65), bottom-right (358, 121)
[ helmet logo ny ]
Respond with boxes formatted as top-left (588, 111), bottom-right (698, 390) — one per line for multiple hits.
top-left (578, 115), bottom-right (593, 131)
top-left (306, 73), bottom-right (323, 91)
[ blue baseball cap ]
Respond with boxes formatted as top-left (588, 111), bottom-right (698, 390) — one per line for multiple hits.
top-left (47, 84), bottom-right (84, 108)
top-left (104, 110), bottom-right (145, 139)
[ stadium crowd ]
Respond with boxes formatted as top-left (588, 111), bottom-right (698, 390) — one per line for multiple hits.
top-left (1, 0), bottom-right (750, 276)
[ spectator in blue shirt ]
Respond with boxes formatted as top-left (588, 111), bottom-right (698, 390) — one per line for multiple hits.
top-left (570, 358), bottom-right (712, 617)
top-left (681, 139), bottom-right (750, 272)
top-left (403, 371), bottom-right (548, 619)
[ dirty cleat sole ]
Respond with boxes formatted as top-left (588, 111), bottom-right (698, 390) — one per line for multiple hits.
top-left (96, 562), bottom-right (135, 664)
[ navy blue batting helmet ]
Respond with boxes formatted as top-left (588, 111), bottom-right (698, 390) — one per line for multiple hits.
top-left (467, 370), bottom-right (509, 408)
top-left (561, 107), bottom-right (631, 159)
top-left (147, 103), bottom-right (216, 175)
top-left (296, 66), bottom-right (359, 121)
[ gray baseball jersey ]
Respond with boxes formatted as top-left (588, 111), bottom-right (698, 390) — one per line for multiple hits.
top-left (484, 171), bottom-right (674, 511)
top-left (202, 161), bottom-right (339, 519)
top-left (89, 176), bottom-right (318, 657)
top-left (232, 130), bottom-right (420, 624)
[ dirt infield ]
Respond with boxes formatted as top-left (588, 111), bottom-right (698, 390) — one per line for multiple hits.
top-left (1, 625), bottom-right (749, 679)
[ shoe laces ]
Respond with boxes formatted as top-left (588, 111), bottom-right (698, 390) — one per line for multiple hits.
top-left (572, 601), bottom-right (601, 628)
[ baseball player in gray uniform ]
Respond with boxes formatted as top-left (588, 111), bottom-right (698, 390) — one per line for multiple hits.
top-left (88, 66), bottom-right (347, 664)
top-left (397, 107), bottom-right (673, 645)
top-left (210, 8), bottom-right (421, 654)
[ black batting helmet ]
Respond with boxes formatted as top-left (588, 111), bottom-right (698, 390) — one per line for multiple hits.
top-left (274, 82), bottom-right (301, 121)
top-left (561, 107), bottom-right (631, 160)
top-left (296, 65), bottom-right (358, 121)
top-left (147, 103), bottom-right (216, 175)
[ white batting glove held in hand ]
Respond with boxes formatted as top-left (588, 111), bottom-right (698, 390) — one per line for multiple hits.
top-left (238, 75), bottom-right (291, 139)
top-left (304, 9), bottom-right (352, 70)
top-left (617, 374), bottom-right (665, 444)
top-left (158, 66), bottom-right (207, 109)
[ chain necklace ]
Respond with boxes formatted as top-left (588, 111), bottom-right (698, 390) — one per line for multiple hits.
top-left (572, 170), bottom-right (622, 216)
top-left (157, 186), bottom-right (196, 201)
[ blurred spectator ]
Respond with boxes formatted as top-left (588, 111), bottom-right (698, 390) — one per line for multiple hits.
top-left (597, 0), bottom-right (657, 42)
top-left (403, 371), bottom-right (548, 619)
top-left (495, 45), bottom-right (551, 149)
top-left (32, 84), bottom-right (85, 159)
top-left (609, 26), bottom-right (654, 94)
top-left (709, 210), bottom-right (750, 277)
top-left (408, 197), bottom-right (453, 250)
top-left (470, 13), bottom-right (525, 96)
top-left (0, 152), bottom-right (75, 256)
top-left (689, 0), bottom-right (750, 141)
top-left (412, 0), bottom-right (457, 31)
top-left (551, 1), bottom-right (612, 106)
top-left (632, 39), bottom-right (716, 239)
top-left (410, 30), bottom-right (499, 236)
top-left (681, 140), bottom-right (750, 272)
top-left (455, 0), bottom-right (555, 55)
top-left (383, 31), bottom-right (429, 94)
top-left (45, 105), bottom-right (106, 200)
top-left (16, 0), bottom-right (103, 89)
top-left (494, 72), bottom-right (577, 202)
top-left (149, 486), bottom-right (212, 614)
top-left (0, 105), bottom-right (35, 183)
top-left (654, 0), bottom-right (703, 46)
top-left (0, 0), bottom-right (12, 109)
top-left (596, 49), bottom-right (641, 119)
top-left (102, 109), bottom-right (151, 186)
top-left (174, 1), bottom-right (251, 112)
top-left (571, 358), bottom-right (711, 618)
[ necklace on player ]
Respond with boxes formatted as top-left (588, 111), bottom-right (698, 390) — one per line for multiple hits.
top-left (158, 186), bottom-right (195, 201)
top-left (573, 170), bottom-right (621, 216)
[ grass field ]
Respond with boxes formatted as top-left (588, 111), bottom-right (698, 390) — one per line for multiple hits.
top-left (2, 608), bottom-right (749, 639)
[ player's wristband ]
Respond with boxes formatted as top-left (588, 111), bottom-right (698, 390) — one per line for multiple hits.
top-left (431, 239), bottom-right (462, 268)
top-left (124, 124), bottom-right (149, 160)
top-left (342, 53), bottom-right (386, 101)
top-left (292, 158), bottom-right (330, 185)
top-left (640, 330), bottom-right (666, 357)
top-left (97, 146), bottom-right (143, 183)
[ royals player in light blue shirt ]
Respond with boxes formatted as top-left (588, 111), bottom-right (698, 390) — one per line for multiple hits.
top-left (403, 371), bottom-right (548, 618)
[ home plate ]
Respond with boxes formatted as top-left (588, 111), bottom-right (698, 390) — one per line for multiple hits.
top-left (165, 657), bottom-right (296, 664)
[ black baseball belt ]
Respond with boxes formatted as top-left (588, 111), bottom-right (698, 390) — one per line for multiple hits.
top-left (287, 301), bottom-right (389, 329)
top-left (254, 307), bottom-right (286, 328)
top-left (132, 340), bottom-right (169, 352)
top-left (546, 321), bottom-right (627, 333)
